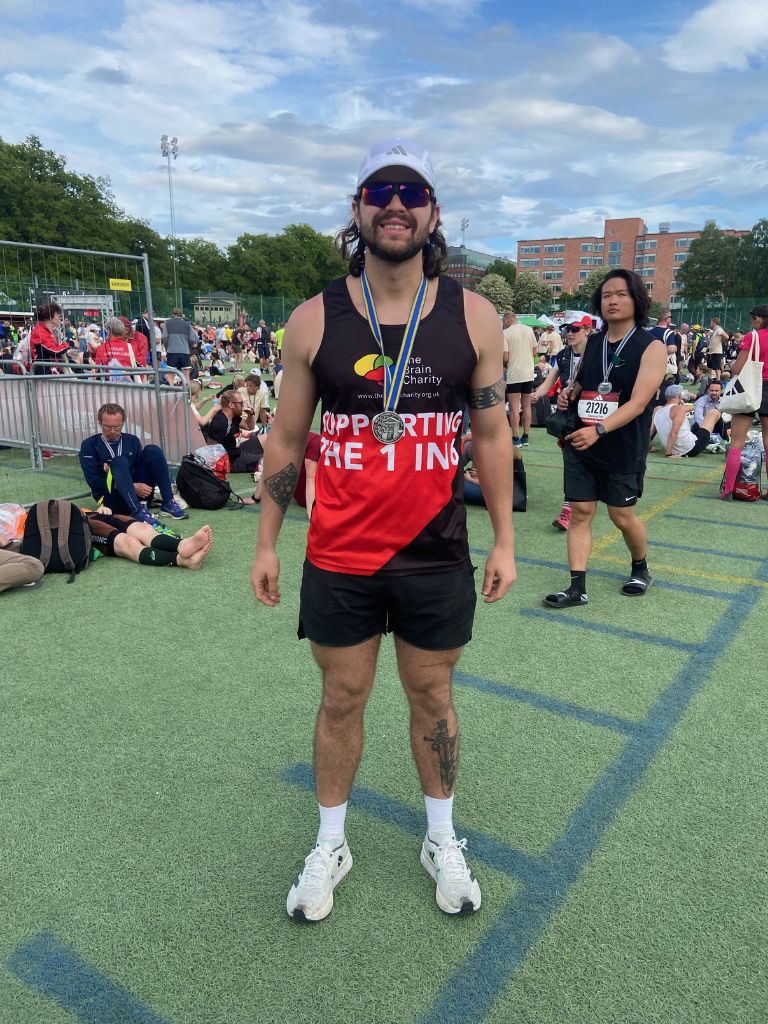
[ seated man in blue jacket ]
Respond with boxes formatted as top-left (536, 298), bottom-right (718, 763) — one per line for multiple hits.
top-left (79, 402), bottom-right (188, 522)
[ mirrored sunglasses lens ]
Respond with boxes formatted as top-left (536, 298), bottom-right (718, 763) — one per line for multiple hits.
top-left (361, 183), bottom-right (431, 209)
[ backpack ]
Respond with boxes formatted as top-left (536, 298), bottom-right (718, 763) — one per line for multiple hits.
top-left (175, 455), bottom-right (244, 510)
top-left (20, 500), bottom-right (92, 582)
top-left (725, 442), bottom-right (763, 501)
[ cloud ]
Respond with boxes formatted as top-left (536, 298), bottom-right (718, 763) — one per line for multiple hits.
top-left (661, 0), bottom-right (768, 72)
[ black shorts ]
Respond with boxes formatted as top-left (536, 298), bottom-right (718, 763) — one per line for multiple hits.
top-left (166, 351), bottom-right (191, 371)
top-left (298, 560), bottom-right (477, 650)
top-left (563, 448), bottom-right (644, 507)
top-left (708, 353), bottom-right (723, 370)
top-left (257, 342), bottom-right (270, 359)
top-left (759, 380), bottom-right (768, 418)
top-left (685, 423), bottom-right (711, 457)
top-left (506, 381), bottom-right (533, 395)
top-left (87, 512), bottom-right (134, 555)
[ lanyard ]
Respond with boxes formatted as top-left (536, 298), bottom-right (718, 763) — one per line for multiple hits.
top-left (601, 324), bottom-right (636, 387)
top-left (567, 350), bottom-right (581, 387)
top-left (101, 434), bottom-right (122, 459)
top-left (360, 271), bottom-right (428, 414)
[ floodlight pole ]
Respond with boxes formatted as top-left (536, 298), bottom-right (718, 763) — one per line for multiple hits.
top-left (160, 135), bottom-right (179, 308)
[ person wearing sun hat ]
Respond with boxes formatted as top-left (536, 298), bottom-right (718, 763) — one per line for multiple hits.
top-left (251, 138), bottom-right (516, 922)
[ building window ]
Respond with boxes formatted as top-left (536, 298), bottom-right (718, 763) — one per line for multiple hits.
top-left (635, 255), bottom-right (656, 264)
top-left (640, 268), bottom-right (655, 277)
top-left (580, 257), bottom-right (593, 265)
top-left (543, 244), bottom-right (565, 253)
top-left (675, 238), bottom-right (694, 248)
top-left (636, 240), bottom-right (657, 250)
top-left (674, 253), bottom-right (687, 262)
top-left (609, 242), bottom-right (622, 252)
top-left (646, 283), bottom-right (653, 292)
top-left (520, 245), bottom-right (540, 254)
top-left (520, 259), bottom-right (539, 267)
top-left (579, 271), bottom-right (589, 279)
top-left (581, 243), bottom-right (594, 252)
top-left (543, 258), bottom-right (564, 266)
top-left (608, 254), bottom-right (621, 266)
top-left (543, 272), bottom-right (563, 280)
top-left (595, 243), bottom-right (604, 251)
top-left (552, 285), bottom-right (562, 293)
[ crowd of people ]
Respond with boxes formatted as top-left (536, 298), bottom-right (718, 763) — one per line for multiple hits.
top-left (2, 136), bottom-right (767, 930)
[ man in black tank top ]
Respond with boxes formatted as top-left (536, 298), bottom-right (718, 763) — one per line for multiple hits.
top-left (251, 139), bottom-right (516, 922)
top-left (543, 269), bottom-right (666, 608)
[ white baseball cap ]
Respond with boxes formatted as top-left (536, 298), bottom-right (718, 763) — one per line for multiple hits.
top-left (356, 139), bottom-right (436, 191)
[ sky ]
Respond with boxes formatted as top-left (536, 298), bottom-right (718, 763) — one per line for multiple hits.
top-left (2, 0), bottom-right (768, 259)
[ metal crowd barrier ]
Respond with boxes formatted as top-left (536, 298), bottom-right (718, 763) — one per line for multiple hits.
top-left (0, 361), bottom-right (203, 470)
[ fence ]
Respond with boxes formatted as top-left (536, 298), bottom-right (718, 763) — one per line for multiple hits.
top-left (668, 297), bottom-right (763, 333)
top-left (0, 363), bottom-right (205, 471)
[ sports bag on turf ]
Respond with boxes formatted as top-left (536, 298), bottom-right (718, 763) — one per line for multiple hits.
top-left (20, 500), bottom-right (92, 582)
top-left (720, 330), bottom-right (763, 415)
top-left (731, 442), bottom-right (763, 502)
top-left (175, 455), bottom-right (244, 510)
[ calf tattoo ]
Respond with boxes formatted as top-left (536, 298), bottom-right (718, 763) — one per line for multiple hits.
top-left (264, 463), bottom-right (299, 512)
top-left (424, 719), bottom-right (459, 796)
top-left (468, 377), bottom-right (505, 409)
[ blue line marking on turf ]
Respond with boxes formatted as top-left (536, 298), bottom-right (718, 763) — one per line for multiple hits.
top-left (453, 671), bottom-right (643, 736)
top-left (521, 608), bottom-right (699, 652)
top-left (282, 763), bottom-right (541, 883)
top-left (649, 539), bottom-right (764, 561)
top-left (7, 932), bottom-right (170, 1024)
top-left (665, 512), bottom-right (768, 531)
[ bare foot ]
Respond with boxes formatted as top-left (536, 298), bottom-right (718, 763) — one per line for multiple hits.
top-left (178, 540), bottom-right (212, 571)
top-left (177, 525), bottom-right (213, 558)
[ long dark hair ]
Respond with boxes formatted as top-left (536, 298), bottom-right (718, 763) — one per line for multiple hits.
top-left (591, 269), bottom-right (651, 326)
top-left (336, 211), bottom-right (448, 279)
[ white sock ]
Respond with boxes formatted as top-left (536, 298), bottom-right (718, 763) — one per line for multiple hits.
top-left (424, 795), bottom-right (454, 840)
top-left (317, 801), bottom-right (347, 848)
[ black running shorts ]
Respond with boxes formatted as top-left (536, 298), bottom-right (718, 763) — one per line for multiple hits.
top-left (298, 560), bottom-right (477, 650)
top-left (87, 511), bottom-right (134, 556)
top-left (563, 448), bottom-right (644, 507)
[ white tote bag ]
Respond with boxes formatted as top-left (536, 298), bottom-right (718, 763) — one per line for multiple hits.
top-left (720, 330), bottom-right (763, 415)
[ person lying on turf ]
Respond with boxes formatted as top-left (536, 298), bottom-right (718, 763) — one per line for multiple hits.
top-left (85, 509), bottom-right (213, 569)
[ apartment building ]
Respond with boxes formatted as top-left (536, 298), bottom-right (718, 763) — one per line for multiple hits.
top-left (444, 246), bottom-right (514, 289)
top-left (516, 218), bottom-right (746, 307)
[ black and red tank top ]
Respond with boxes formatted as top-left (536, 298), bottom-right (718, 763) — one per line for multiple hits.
top-left (306, 274), bottom-right (477, 576)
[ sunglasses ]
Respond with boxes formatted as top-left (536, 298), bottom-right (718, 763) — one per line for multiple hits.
top-left (359, 182), bottom-right (435, 210)
top-left (565, 324), bottom-right (586, 333)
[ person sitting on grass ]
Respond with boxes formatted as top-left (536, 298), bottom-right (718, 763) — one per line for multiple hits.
top-left (86, 510), bottom-right (212, 570)
top-left (205, 390), bottom-right (264, 473)
top-left (79, 403), bottom-right (188, 522)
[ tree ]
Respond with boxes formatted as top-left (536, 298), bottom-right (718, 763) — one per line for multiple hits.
top-left (476, 273), bottom-right (515, 312)
top-left (511, 271), bottom-right (553, 314)
top-left (739, 218), bottom-right (768, 297)
top-left (562, 265), bottom-right (611, 311)
top-left (484, 259), bottom-right (516, 287)
top-left (226, 225), bottom-right (344, 298)
top-left (676, 223), bottom-right (741, 301)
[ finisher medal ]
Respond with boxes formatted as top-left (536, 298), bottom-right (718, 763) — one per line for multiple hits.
top-left (372, 411), bottom-right (405, 444)
top-left (360, 270), bottom-right (429, 442)
top-left (597, 382), bottom-right (612, 395)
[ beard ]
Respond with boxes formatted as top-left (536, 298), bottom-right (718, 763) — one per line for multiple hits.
top-left (359, 214), bottom-right (432, 265)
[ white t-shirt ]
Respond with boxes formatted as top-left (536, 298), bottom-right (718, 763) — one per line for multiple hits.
top-left (503, 324), bottom-right (536, 384)
top-left (708, 325), bottom-right (727, 355)
top-left (653, 404), bottom-right (697, 456)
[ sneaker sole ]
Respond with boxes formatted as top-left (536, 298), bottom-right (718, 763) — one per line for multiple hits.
top-left (552, 519), bottom-right (568, 531)
top-left (287, 852), bottom-right (353, 923)
top-left (419, 846), bottom-right (481, 915)
top-left (157, 509), bottom-right (189, 520)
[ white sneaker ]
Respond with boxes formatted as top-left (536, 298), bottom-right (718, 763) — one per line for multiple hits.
top-left (420, 833), bottom-right (481, 915)
top-left (286, 840), bottom-right (352, 922)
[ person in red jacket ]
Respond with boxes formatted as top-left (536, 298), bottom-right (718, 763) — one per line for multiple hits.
top-left (30, 302), bottom-right (68, 374)
top-left (119, 315), bottom-right (149, 366)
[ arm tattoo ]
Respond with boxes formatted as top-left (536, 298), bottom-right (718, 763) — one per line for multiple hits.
top-left (423, 719), bottom-right (459, 796)
top-left (264, 463), bottom-right (299, 513)
top-left (468, 377), bottom-right (505, 409)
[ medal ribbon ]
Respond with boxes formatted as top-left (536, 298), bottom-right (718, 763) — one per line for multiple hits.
top-left (600, 324), bottom-right (636, 387)
top-left (360, 271), bottom-right (428, 414)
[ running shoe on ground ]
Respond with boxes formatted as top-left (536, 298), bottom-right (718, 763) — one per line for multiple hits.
top-left (158, 499), bottom-right (189, 520)
top-left (136, 508), bottom-right (161, 527)
top-left (512, 437), bottom-right (523, 448)
top-left (520, 434), bottom-right (529, 447)
top-left (553, 507), bottom-right (571, 531)
top-left (420, 833), bottom-right (481, 915)
top-left (286, 840), bottom-right (352, 922)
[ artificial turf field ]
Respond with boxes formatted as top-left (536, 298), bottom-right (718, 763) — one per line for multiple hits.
top-left (1, 429), bottom-right (767, 1024)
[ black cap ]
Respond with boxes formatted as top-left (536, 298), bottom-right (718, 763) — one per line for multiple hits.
top-left (749, 304), bottom-right (768, 318)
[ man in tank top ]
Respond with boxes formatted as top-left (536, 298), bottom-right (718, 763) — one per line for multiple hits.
top-left (543, 268), bottom-right (666, 608)
top-left (251, 139), bottom-right (516, 922)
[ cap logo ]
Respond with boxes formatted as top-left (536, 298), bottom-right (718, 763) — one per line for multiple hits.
top-left (386, 145), bottom-right (409, 156)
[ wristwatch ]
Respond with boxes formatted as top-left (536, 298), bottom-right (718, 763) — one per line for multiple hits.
top-left (594, 422), bottom-right (607, 437)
